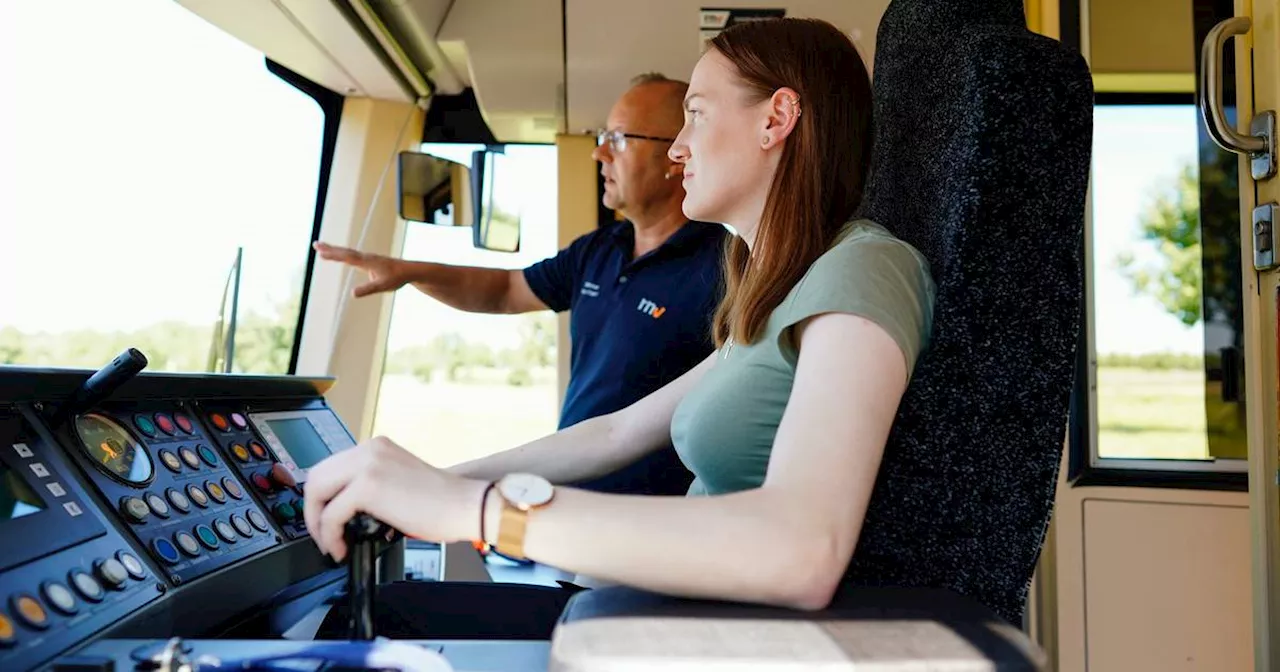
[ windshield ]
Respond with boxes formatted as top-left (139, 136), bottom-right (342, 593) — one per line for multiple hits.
top-left (0, 0), bottom-right (329, 374)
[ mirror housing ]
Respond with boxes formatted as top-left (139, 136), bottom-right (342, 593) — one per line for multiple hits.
top-left (397, 151), bottom-right (475, 226)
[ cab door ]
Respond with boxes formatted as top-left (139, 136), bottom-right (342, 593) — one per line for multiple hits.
top-left (1041, 0), bottom-right (1277, 669)
top-left (1215, 0), bottom-right (1280, 666)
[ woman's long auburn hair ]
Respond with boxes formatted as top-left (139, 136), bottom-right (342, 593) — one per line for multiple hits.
top-left (708, 18), bottom-right (873, 348)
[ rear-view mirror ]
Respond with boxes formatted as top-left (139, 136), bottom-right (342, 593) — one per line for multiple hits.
top-left (473, 150), bottom-right (521, 253)
top-left (398, 151), bottom-right (474, 226)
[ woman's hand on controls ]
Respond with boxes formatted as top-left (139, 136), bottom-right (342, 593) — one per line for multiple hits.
top-left (312, 242), bottom-right (408, 298)
top-left (302, 436), bottom-right (482, 561)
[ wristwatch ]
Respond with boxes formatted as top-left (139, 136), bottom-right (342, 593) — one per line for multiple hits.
top-left (493, 473), bottom-right (555, 560)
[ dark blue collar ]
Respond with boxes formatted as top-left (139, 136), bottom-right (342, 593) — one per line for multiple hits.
top-left (607, 220), bottom-right (726, 263)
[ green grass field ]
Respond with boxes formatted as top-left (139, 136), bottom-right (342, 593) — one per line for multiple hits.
top-left (370, 366), bottom-right (1246, 468)
top-left (1096, 366), bottom-right (1246, 461)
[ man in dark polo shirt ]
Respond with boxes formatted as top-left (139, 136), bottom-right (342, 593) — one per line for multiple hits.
top-left (314, 73), bottom-right (726, 497)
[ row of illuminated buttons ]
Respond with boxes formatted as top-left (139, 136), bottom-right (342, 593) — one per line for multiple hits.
top-left (207, 412), bottom-right (249, 433)
top-left (157, 445), bottom-right (220, 473)
top-left (119, 479), bottom-right (245, 523)
top-left (0, 551), bottom-right (146, 648)
top-left (230, 441), bottom-right (271, 463)
top-left (149, 513), bottom-right (270, 565)
top-left (133, 412), bottom-right (194, 438)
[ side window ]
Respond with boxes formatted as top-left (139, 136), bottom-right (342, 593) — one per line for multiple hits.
top-left (1080, 96), bottom-right (1247, 480)
top-left (371, 144), bottom-right (561, 466)
top-left (0, 0), bottom-right (330, 374)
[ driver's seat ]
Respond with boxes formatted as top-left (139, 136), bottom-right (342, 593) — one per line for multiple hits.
top-left (552, 0), bottom-right (1093, 667)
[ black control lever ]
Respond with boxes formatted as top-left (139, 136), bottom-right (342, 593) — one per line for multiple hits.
top-left (52, 348), bottom-right (148, 426)
top-left (345, 513), bottom-right (398, 640)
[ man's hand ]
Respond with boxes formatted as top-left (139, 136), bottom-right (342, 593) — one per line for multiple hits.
top-left (313, 242), bottom-right (408, 298)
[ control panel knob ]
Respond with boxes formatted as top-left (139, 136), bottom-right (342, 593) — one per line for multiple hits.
top-left (120, 497), bottom-right (149, 524)
top-left (93, 558), bottom-right (128, 591)
top-left (269, 463), bottom-right (297, 491)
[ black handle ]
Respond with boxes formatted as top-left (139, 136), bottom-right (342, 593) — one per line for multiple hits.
top-left (344, 513), bottom-right (397, 640)
top-left (53, 348), bottom-right (148, 425)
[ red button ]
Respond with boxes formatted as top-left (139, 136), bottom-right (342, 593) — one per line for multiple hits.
top-left (174, 413), bottom-right (194, 434)
top-left (249, 442), bottom-right (269, 460)
top-left (251, 473), bottom-right (273, 493)
top-left (154, 414), bottom-right (176, 436)
top-left (210, 413), bottom-right (229, 432)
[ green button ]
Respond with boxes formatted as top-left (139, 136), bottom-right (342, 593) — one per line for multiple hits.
top-left (195, 525), bottom-right (219, 550)
top-left (133, 415), bottom-right (157, 437)
top-left (273, 501), bottom-right (296, 522)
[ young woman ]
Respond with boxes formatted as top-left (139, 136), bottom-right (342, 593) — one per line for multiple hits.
top-left (303, 17), bottom-right (934, 614)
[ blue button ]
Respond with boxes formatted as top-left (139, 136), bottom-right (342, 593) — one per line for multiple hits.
top-left (195, 525), bottom-right (219, 550)
top-left (152, 538), bottom-right (181, 565)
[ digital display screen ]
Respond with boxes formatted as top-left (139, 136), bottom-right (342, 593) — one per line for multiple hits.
top-left (266, 418), bottom-right (332, 470)
top-left (0, 461), bottom-right (46, 521)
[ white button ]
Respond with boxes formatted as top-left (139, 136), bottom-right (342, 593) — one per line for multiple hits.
top-left (63, 502), bottom-right (83, 517)
top-left (29, 463), bottom-right (49, 478)
top-left (46, 482), bottom-right (66, 497)
top-left (619, 276), bottom-right (629, 283)
top-left (13, 443), bottom-right (32, 458)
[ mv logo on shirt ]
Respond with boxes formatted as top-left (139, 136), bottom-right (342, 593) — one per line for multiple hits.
top-left (637, 298), bottom-right (667, 319)
top-left (580, 281), bottom-right (601, 298)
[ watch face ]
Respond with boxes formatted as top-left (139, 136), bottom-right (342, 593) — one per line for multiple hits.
top-left (498, 473), bottom-right (554, 509)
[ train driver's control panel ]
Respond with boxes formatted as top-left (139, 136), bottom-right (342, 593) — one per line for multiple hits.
top-left (0, 352), bottom-right (357, 671)
top-left (0, 351), bottom-right (552, 671)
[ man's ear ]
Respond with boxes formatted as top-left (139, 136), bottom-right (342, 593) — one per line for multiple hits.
top-left (760, 87), bottom-right (801, 150)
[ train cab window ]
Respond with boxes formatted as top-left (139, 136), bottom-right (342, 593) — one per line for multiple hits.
top-left (371, 143), bottom-right (560, 466)
top-left (1073, 0), bottom-right (1250, 485)
top-left (0, 0), bottom-right (331, 374)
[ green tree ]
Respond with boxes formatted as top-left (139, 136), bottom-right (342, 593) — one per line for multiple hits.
top-left (1115, 162), bottom-right (1203, 326)
top-left (1115, 153), bottom-right (1241, 331)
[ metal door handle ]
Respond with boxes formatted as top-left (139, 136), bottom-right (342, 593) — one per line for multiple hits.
top-left (1200, 16), bottom-right (1276, 180)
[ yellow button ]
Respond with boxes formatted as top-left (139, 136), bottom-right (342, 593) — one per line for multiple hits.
top-left (13, 595), bottom-right (47, 629)
top-left (0, 612), bottom-right (15, 644)
top-left (232, 444), bottom-right (250, 462)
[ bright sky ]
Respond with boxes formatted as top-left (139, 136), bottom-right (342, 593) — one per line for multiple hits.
top-left (1, 0), bottom-right (321, 333)
top-left (1090, 105), bottom-right (1204, 355)
top-left (0, 0), bottom-right (1213, 361)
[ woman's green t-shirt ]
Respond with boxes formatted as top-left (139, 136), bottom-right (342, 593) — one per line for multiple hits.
top-left (670, 219), bottom-right (935, 497)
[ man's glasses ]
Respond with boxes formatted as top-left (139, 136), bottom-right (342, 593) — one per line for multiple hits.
top-left (596, 129), bottom-right (676, 153)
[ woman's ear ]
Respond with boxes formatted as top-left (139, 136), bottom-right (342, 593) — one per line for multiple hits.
top-left (760, 87), bottom-right (801, 150)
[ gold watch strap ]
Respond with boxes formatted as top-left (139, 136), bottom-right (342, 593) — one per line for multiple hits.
top-left (496, 503), bottom-right (529, 560)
